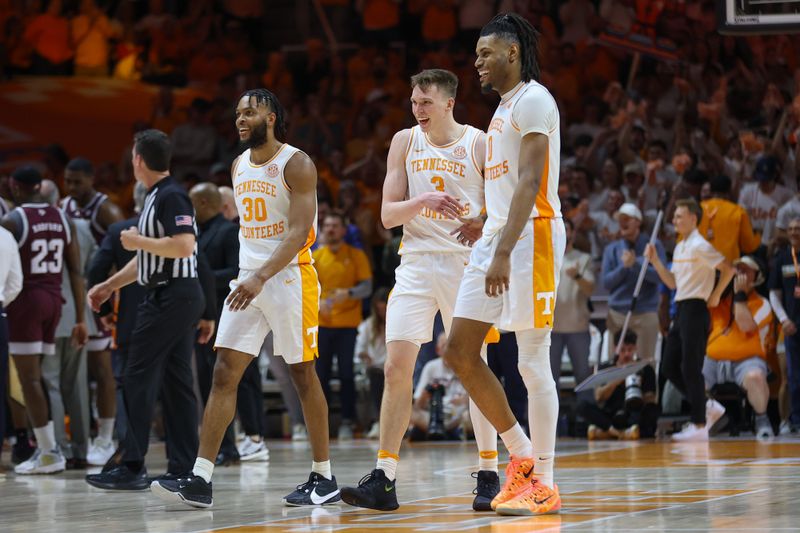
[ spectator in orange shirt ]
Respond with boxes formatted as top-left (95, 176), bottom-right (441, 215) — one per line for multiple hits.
top-left (314, 212), bottom-right (373, 440)
top-left (357, 0), bottom-right (401, 45)
top-left (71, 0), bottom-right (120, 76)
top-left (705, 256), bottom-right (774, 439)
top-left (421, 0), bottom-right (457, 49)
top-left (24, 0), bottom-right (73, 75)
top-left (698, 175), bottom-right (761, 262)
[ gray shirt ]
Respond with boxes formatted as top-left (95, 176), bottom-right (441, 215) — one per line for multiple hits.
top-left (55, 218), bottom-right (98, 338)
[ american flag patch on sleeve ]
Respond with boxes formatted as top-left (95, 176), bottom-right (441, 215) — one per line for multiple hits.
top-left (175, 215), bottom-right (193, 226)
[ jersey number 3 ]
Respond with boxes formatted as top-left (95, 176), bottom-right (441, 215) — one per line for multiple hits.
top-left (242, 197), bottom-right (268, 222)
top-left (431, 176), bottom-right (445, 192)
top-left (31, 238), bottom-right (63, 274)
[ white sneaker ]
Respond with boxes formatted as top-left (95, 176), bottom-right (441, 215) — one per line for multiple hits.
top-left (366, 422), bottom-right (380, 440)
top-left (14, 448), bottom-right (66, 475)
top-left (292, 424), bottom-right (308, 442)
top-left (672, 423), bottom-right (709, 442)
top-left (338, 423), bottom-right (353, 441)
top-left (87, 438), bottom-right (115, 466)
top-left (706, 399), bottom-right (726, 431)
top-left (756, 417), bottom-right (774, 440)
top-left (779, 420), bottom-right (798, 435)
top-left (238, 437), bottom-right (269, 461)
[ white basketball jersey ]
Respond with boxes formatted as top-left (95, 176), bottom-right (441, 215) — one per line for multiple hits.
top-left (484, 81), bottom-right (562, 236)
top-left (401, 124), bottom-right (485, 254)
top-left (232, 144), bottom-right (316, 269)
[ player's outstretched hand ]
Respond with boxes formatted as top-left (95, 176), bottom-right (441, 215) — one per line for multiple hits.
top-left (226, 275), bottom-right (265, 311)
top-left (485, 254), bottom-right (510, 297)
top-left (450, 216), bottom-right (483, 247)
top-left (419, 192), bottom-right (464, 219)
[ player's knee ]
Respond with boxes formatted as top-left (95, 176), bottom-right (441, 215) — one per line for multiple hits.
top-left (384, 355), bottom-right (413, 386)
top-left (288, 361), bottom-right (317, 392)
top-left (211, 358), bottom-right (241, 392)
top-left (518, 351), bottom-right (556, 391)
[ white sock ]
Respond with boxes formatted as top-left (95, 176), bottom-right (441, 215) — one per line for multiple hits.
top-left (517, 330), bottom-right (559, 489)
top-left (472, 345), bottom-right (498, 472)
top-left (33, 422), bottom-right (56, 452)
top-left (499, 423), bottom-right (532, 459)
top-left (376, 450), bottom-right (398, 481)
top-left (312, 460), bottom-right (332, 480)
top-left (98, 418), bottom-right (115, 442)
top-left (192, 457), bottom-right (214, 483)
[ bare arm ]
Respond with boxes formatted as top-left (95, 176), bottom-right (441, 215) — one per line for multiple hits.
top-left (644, 243), bottom-right (676, 290)
top-left (64, 220), bottom-right (88, 346)
top-left (97, 200), bottom-right (125, 230)
top-left (733, 299), bottom-right (758, 333)
top-left (124, 231), bottom-right (195, 258)
top-left (708, 260), bottom-right (736, 308)
top-left (381, 129), bottom-right (464, 229)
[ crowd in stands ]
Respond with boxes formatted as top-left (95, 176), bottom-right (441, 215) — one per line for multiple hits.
top-left (3, 0), bottom-right (800, 461)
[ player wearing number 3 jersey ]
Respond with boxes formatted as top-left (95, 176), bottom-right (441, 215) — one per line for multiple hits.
top-left (3, 166), bottom-right (88, 475)
top-left (151, 89), bottom-right (338, 509)
top-left (341, 69), bottom-right (503, 512)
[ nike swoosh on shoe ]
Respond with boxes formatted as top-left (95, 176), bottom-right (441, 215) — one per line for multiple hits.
top-left (310, 488), bottom-right (340, 505)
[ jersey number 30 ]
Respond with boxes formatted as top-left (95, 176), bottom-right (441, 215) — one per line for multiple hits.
top-left (31, 238), bottom-right (63, 274)
top-left (242, 197), bottom-right (268, 222)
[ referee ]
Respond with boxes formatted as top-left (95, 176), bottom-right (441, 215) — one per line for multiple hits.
top-left (645, 198), bottom-right (735, 442)
top-left (85, 129), bottom-right (206, 490)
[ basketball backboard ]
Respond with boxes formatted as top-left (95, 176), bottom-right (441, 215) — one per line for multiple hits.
top-left (718, 0), bottom-right (800, 34)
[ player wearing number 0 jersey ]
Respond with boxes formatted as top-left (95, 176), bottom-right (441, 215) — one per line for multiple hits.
top-left (341, 69), bottom-right (501, 513)
top-left (441, 13), bottom-right (566, 517)
top-left (151, 89), bottom-right (339, 510)
top-left (3, 166), bottom-right (88, 475)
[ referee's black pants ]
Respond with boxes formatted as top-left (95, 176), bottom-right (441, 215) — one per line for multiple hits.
top-left (661, 299), bottom-right (710, 425)
top-left (122, 280), bottom-right (204, 474)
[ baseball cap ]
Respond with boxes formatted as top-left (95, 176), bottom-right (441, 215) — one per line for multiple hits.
top-left (11, 166), bottom-right (43, 185)
top-left (733, 255), bottom-right (765, 286)
top-left (623, 161), bottom-right (645, 176)
top-left (614, 202), bottom-right (642, 221)
top-left (754, 155), bottom-right (779, 182)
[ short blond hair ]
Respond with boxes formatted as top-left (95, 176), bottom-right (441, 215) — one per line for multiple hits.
top-left (410, 69), bottom-right (458, 98)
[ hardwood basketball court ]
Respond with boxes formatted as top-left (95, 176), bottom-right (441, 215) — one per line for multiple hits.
top-left (2, 437), bottom-right (798, 532)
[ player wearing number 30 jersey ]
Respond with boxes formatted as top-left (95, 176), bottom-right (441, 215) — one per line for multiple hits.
top-left (151, 89), bottom-right (338, 510)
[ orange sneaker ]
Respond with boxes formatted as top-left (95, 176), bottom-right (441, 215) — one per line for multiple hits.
top-left (495, 479), bottom-right (561, 516)
top-left (490, 456), bottom-right (535, 511)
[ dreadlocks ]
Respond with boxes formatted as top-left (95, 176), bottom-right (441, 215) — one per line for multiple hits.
top-left (239, 88), bottom-right (288, 140)
top-left (480, 13), bottom-right (541, 83)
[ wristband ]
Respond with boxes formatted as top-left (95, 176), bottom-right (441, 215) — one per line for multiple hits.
top-left (733, 291), bottom-right (747, 303)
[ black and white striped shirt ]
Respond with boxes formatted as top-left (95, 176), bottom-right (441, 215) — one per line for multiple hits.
top-left (137, 176), bottom-right (198, 287)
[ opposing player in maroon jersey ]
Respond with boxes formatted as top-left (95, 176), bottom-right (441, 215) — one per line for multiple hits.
top-left (4, 166), bottom-right (88, 475)
top-left (63, 158), bottom-right (125, 466)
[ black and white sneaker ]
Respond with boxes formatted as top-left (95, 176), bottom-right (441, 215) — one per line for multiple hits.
top-left (340, 469), bottom-right (399, 511)
top-left (283, 472), bottom-right (341, 506)
top-left (472, 470), bottom-right (500, 511)
top-left (151, 474), bottom-right (213, 509)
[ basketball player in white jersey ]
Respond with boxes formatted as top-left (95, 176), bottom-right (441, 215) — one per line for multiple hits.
top-left (150, 89), bottom-right (337, 509)
top-left (341, 69), bottom-right (501, 512)
top-left (441, 13), bottom-right (566, 516)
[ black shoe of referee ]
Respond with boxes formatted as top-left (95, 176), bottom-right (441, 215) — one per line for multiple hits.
top-left (340, 469), bottom-right (399, 511)
top-left (151, 474), bottom-right (213, 509)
